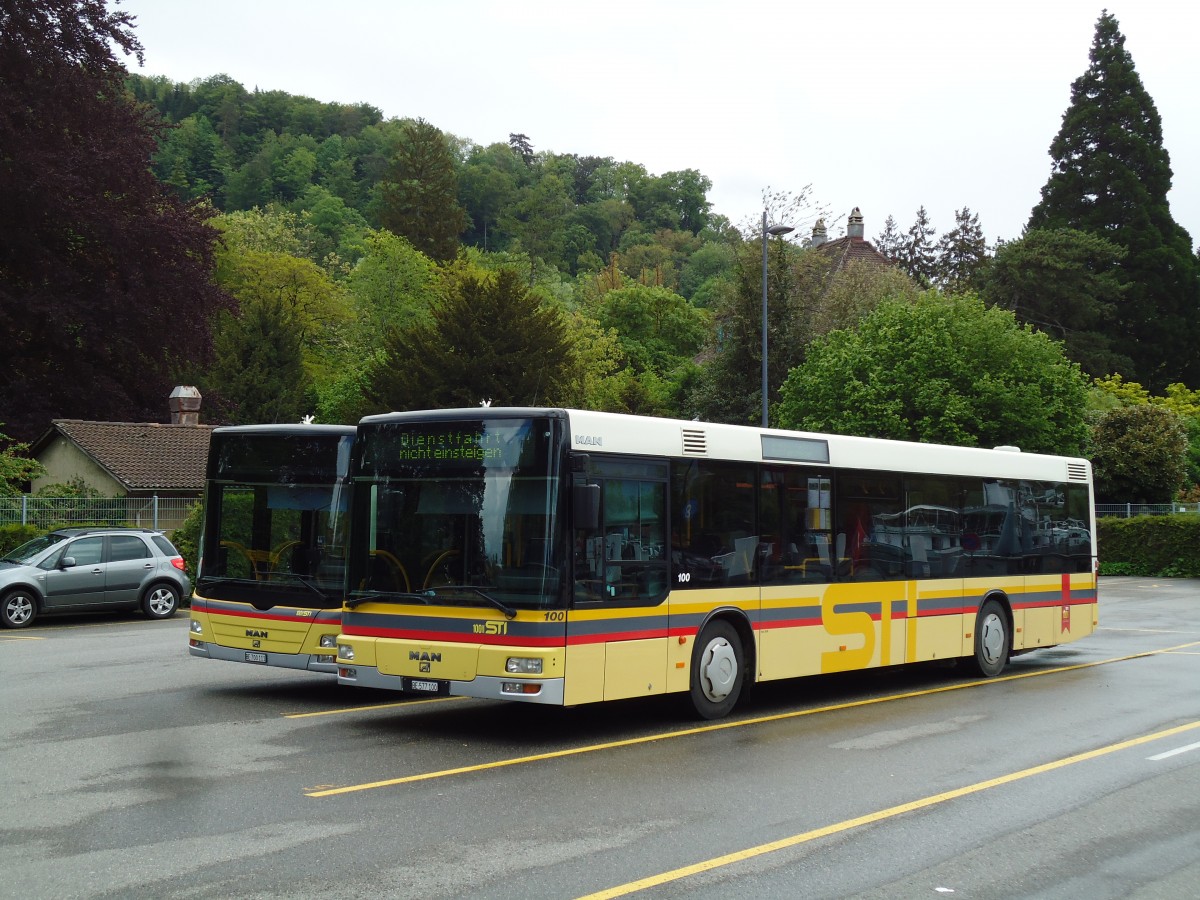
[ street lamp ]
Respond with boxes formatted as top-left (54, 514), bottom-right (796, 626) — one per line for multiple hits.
top-left (761, 210), bottom-right (794, 427)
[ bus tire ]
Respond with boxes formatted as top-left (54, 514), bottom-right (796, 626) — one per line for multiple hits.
top-left (968, 599), bottom-right (1010, 677)
top-left (143, 583), bottom-right (180, 620)
top-left (2, 588), bottom-right (37, 628)
top-left (689, 619), bottom-right (744, 719)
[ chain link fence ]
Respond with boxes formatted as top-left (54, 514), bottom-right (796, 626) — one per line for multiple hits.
top-left (1096, 502), bottom-right (1200, 518)
top-left (0, 495), bottom-right (198, 533)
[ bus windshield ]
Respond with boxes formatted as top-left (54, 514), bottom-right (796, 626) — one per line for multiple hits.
top-left (347, 416), bottom-right (563, 611)
top-left (198, 429), bottom-right (354, 609)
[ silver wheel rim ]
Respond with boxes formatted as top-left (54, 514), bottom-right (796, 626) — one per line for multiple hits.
top-left (698, 636), bottom-right (738, 702)
top-left (979, 612), bottom-right (1005, 666)
top-left (6, 595), bottom-right (33, 625)
top-left (147, 587), bottom-right (176, 616)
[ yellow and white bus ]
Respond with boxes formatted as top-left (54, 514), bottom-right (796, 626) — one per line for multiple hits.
top-left (189, 424), bottom-right (355, 672)
top-left (336, 409), bottom-right (1096, 718)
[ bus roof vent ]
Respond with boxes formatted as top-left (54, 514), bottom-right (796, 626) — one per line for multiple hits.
top-left (681, 428), bottom-right (708, 456)
top-left (1067, 462), bottom-right (1089, 482)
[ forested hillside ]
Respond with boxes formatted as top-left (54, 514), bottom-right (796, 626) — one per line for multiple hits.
top-left (3, 2), bottom-right (1197, 505)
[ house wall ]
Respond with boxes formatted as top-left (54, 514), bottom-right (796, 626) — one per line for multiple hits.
top-left (31, 437), bottom-right (126, 496)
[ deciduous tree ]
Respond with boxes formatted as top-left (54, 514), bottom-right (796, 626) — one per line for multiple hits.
top-left (776, 294), bottom-right (1089, 454)
top-left (0, 0), bottom-right (231, 440)
top-left (1091, 405), bottom-right (1188, 503)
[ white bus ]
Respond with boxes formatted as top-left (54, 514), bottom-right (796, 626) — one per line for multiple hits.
top-left (336, 409), bottom-right (1096, 718)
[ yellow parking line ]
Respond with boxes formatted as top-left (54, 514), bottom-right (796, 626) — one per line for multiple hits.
top-left (577, 719), bottom-right (1200, 899)
top-left (0, 634), bottom-right (45, 641)
top-left (305, 641), bottom-right (1199, 798)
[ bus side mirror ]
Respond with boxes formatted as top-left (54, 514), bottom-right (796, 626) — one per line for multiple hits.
top-left (573, 484), bottom-right (600, 531)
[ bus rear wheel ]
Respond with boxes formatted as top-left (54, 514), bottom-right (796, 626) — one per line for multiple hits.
top-left (968, 599), bottom-right (1010, 677)
top-left (689, 620), bottom-right (744, 719)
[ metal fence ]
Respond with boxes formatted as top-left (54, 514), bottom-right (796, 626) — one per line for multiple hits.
top-left (0, 495), bottom-right (199, 533)
top-left (1096, 502), bottom-right (1200, 518)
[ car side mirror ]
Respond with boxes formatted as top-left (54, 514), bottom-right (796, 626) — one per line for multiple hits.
top-left (60, 556), bottom-right (77, 569)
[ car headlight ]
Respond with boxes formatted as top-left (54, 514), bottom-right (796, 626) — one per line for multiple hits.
top-left (505, 657), bottom-right (543, 675)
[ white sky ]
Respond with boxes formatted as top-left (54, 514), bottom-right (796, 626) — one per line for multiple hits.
top-left (121, 0), bottom-right (1199, 248)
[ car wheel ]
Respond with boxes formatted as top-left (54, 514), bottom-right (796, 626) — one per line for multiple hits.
top-left (689, 619), bottom-right (745, 719)
top-left (143, 583), bottom-right (180, 619)
top-left (2, 589), bottom-right (37, 628)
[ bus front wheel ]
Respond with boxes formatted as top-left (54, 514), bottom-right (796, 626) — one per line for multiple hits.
top-left (689, 620), bottom-right (744, 719)
top-left (968, 599), bottom-right (1010, 677)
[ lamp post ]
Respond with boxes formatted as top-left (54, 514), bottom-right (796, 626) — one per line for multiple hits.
top-left (761, 210), bottom-right (794, 428)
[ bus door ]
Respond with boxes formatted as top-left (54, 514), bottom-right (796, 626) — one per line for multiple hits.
top-left (569, 457), bottom-right (670, 703)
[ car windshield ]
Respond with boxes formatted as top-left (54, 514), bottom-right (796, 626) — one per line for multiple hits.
top-left (1, 533), bottom-right (69, 564)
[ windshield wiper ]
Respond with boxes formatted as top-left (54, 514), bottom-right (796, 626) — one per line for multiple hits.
top-left (426, 585), bottom-right (517, 620)
top-left (345, 590), bottom-right (435, 609)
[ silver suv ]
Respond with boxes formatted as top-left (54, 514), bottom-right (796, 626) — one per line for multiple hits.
top-left (0, 527), bottom-right (190, 628)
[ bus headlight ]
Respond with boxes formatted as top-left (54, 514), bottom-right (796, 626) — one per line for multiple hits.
top-left (190, 620), bottom-right (203, 634)
top-left (338, 643), bottom-right (355, 661)
top-left (505, 657), bottom-right (543, 675)
top-left (320, 634), bottom-right (337, 648)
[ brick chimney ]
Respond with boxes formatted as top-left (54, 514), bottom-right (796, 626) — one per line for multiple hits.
top-left (169, 386), bottom-right (202, 425)
top-left (847, 207), bottom-right (865, 239)
top-left (809, 218), bottom-right (827, 248)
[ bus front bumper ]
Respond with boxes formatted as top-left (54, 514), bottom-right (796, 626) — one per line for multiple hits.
top-left (336, 664), bottom-right (565, 705)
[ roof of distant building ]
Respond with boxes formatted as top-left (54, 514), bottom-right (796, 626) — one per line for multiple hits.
top-left (32, 420), bottom-right (215, 492)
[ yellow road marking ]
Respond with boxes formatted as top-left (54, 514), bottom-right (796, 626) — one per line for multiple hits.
top-left (284, 695), bottom-right (465, 718)
top-left (577, 719), bottom-right (1200, 899)
top-left (0, 634), bottom-right (45, 641)
top-left (305, 641), bottom-right (1199, 798)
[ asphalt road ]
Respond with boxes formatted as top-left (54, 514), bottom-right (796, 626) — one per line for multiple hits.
top-left (1, 576), bottom-right (1197, 899)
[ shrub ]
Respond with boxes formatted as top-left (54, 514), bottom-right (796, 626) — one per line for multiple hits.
top-left (1097, 514), bottom-right (1200, 577)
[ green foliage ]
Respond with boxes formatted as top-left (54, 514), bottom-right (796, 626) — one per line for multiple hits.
top-left (776, 294), bottom-right (1090, 454)
top-left (377, 118), bottom-right (468, 262)
top-left (1028, 12), bottom-right (1200, 389)
top-left (0, 525), bottom-right (42, 557)
top-left (171, 501), bottom-right (203, 586)
top-left (935, 207), bottom-right (988, 294)
top-left (208, 297), bottom-right (310, 423)
top-left (0, 426), bottom-right (45, 495)
top-left (980, 228), bottom-right (1129, 377)
top-left (1097, 515), bottom-right (1200, 577)
top-left (366, 267), bottom-right (577, 411)
top-left (1091, 404), bottom-right (1188, 503)
top-left (592, 285), bottom-right (709, 376)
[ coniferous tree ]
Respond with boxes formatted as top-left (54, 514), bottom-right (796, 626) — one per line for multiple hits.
top-left (1028, 11), bottom-right (1200, 389)
top-left (874, 215), bottom-right (904, 262)
top-left (935, 207), bottom-right (988, 294)
top-left (898, 206), bottom-right (938, 287)
top-left (366, 267), bottom-right (576, 411)
top-left (378, 118), bottom-right (468, 263)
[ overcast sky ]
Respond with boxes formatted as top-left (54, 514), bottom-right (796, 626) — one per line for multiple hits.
top-left (121, 0), bottom-right (1199, 248)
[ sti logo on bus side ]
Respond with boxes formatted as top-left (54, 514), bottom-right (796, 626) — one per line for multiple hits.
top-left (410, 651), bottom-right (442, 662)
top-left (575, 435), bottom-right (603, 447)
top-left (246, 629), bottom-right (268, 638)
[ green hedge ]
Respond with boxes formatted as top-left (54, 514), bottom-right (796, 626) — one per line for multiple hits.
top-left (1097, 514), bottom-right (1200, 577)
